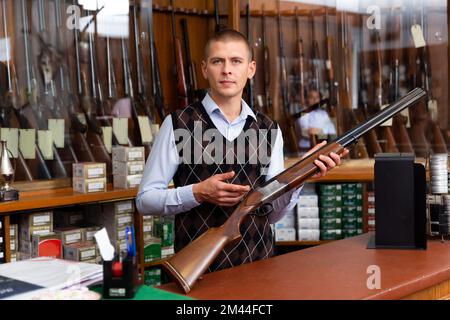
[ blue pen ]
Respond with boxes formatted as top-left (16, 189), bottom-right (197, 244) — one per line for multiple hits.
top-left (126, 226), bottom-right (136, 257)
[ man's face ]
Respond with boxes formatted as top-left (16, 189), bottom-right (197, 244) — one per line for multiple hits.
top-left (202, 40), bottom-right (256, 100)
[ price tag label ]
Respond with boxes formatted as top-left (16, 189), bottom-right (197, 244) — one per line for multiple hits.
top-left (411, 24), bottom-right (426, 48)
top-left (38, 130), bottom-right (54, 160)
top-left (380, 104), bottom-right (392, 126)
top-left (138, 115), bottom-right (153, 143)
top-left (400, 109), bottom-right (411, 128)
top-left (113, 118), bottom-right (129, 145)
top-left (428, 99), bottom-right (438, 122)
top-left (48, 119), bottom-right (65, 148)
top-left (102, 126), bottom-right (112, 154)
top-left (19, 129), bottom-right (36, 159)
top-left (1, 128), bottom-right (18, 158)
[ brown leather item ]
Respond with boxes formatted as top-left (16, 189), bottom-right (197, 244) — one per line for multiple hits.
top-left (160, 234), bottom-right (450, 300)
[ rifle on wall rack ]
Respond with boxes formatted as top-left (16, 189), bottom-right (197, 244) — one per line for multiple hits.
top-left (245, 1), bottom-right (256, 112)
top-left (170, 0), bottom-right (188, 110)
top-left (294, 7), bottom-right (306, 112)
top-left (162, 88), bottom-right (427, 294)
top-left (277, 1), bottom-right (300, 156)
top-left (324, 8), bottom-right (337, 119)
top-left (0, 0), bottom-right (33, 181)
top-left (144, 0), bottom-right (165, 123)
top-left (261, 3), bottom-right (272, 117)
top-left (338, 11), bottom-right (369, 158)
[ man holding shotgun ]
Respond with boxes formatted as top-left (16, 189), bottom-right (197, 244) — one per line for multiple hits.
top-left (137, 29), bottom-right (348, 272)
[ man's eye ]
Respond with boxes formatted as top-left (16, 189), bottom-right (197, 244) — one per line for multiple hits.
top-left (232, 60), bottom-right (242, 64)
top-left (212, 60), bottom-right (221, 64)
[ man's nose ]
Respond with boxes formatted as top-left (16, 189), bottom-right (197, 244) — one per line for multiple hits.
top-left (221, 60), bottom-right (232, 75)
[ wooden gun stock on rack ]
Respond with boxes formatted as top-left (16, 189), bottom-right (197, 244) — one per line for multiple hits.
top-left (162, 88), bottom-right (426, 294)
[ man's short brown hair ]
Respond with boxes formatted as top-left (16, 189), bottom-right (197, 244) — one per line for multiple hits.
top-left (204, 28), bottom-right (253, 61)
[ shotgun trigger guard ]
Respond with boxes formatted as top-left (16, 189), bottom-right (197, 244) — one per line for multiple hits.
top-left (252, 203), bottom-right (274, 217)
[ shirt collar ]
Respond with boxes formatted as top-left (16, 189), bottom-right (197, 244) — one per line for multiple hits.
top-left (202, 93), bottom-right (257, 121)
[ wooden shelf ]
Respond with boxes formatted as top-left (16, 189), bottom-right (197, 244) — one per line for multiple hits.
top-left (275, 240), bottom-right (333, 246)
top-left (0, 185), bottom-right (137, 214)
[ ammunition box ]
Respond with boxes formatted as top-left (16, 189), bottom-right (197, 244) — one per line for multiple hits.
top-left (54, 227), bottom-right (83, 245)
top-left (64, 241), bottom-right (97, 262)
top-left (113, 174), bottom-right (143, 189)
top-left (20, 224), bottom-right (52, 241)
top-left (10, 239), bottom-right (16, 252)
top-left (297, 195), bottom-right (318, 207)
top-left (161, 245), bottom-right (175, 258)
top-left (113, 160), bottom-right (145, 176)
top-left (54, 211), bottom-right (86, 228)
top-left (342, 183), bottom-right (363, 195)
top-left (342, 218), bottom-right (364, 230)
top-left (73, 162), bottom-right (106, 179)
top-left (320, 229), bottom-right (342, 240)
top-left (114, 200), bottom-right (135, 215)
top-left (297, 218), bottom-right (320, 230)
top-left (297, 229), bottom-right (320, 241)
top-left (342, 194), bottom-right (363, 206)
top-left (297, 206), bottom-right (319, 219)
top-left (31, 233), bottom-right (62, 258)
top-left (83, 226), bottom-right (101, 241)
top-left (320, 218), bottom-right (342, 230)
top-left (319, 184), bottom-right (342, 196)
top-left (320, 207), bottom-right (342, 219)
top-left (144, 268), bottom-right (162, 286)
top-left (144, 237), bottom-right (162, 263)
top-left (112, 146), bottom-right (145, 162)
top-left (19, 211), bottom-right (53, 228)
top-left (10, 252), bottom-right (17, 262)
top-left (154, 219), bottom-right (174, 247)
top-left (320, 195), bottom-right (342, 207)
top-left (275, 228), bottom-right (296, 242)
top-left (341, 206), bottom-right (363, 219)
top-left (342, 229), bottom-right (364, 238)
top-left (73, 177), bottom-right (107, 193)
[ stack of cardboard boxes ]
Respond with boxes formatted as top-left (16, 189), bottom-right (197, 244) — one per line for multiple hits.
top-left (19, 211), bottom-right (62, 260)
top-left (367, 191), bottom-right (375, 232)
top-left (297, 193), bottom-right (320, 241)
top-left (274, 209), bottom-right (296, 242)
top-left (85, 200), bottom-right (135, 257)
top-left (143, 216), bottom-right (175, 264)
top-left (72, 162), bottom-right (107, 193)
top-left (112, 146), bottom-right (145, 189)
top-left (319, 183), bottom-right (364, 240)
top-left (9, 224), bottom-right (18, 262)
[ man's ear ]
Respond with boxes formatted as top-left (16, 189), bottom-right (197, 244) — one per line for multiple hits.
top-left (201, 60), bottom-right (208, 79)
top-left (248, 60), bottom-right (256, 79)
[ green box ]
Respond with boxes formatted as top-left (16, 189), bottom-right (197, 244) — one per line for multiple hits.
top-left (320, 207), bottom-right (342, 219)
top-left (342, 229), bottom-right (364, 238)
top-left (342, 183), bottom-right (363, 195)
top-left (341, 206), bottom-right (363, 219)
top-left (320, 229), bottom-right (342, 240)
top-left (319, 184), bottom-right (342, 196)
top-left (320, 195), bottom-right (342, 207)
top-left (342, 194), bottom-right (363, 206)
top-left (320, 218), bottom-right (342, 230)
top-left (144, 238), bottom-right (161, 263)
top-left (342, 217), bottom-right (363, 230)
top-left (144, 267), bottom-right (162, 286)
top-left (154, 220), bottom-right (174, 247)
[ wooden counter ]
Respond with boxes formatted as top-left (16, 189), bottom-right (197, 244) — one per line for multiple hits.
top-left (160, 233), bottom-right (450, 300)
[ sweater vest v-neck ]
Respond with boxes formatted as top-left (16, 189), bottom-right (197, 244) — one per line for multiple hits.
top-left (171, 101), bottom-right (279, 272)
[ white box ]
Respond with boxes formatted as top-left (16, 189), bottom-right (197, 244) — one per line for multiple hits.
top-left (275, 228), bottom-right (296, 242)
top-left (112, 146), bottom-right (145, 162)
top-left (298, 229), bottom-right (320, 241)
top-left (113, 174), bottom-right (143, 189)
top-left (297, 207), bottom-right (319, 219)
top-left (297, 218), bottom-right (320, 230)
top-left (73, 162), bottom-right (106, 179)
top-left (113, 160), bottom-right (145, 176)
top-left (73, 177), bottom-right (107, 193)
top-left (297, 195), bottom-right (318, 207)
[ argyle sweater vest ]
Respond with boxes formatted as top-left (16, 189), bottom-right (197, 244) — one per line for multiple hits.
top-left (171, 101), bottom-right (278, 272)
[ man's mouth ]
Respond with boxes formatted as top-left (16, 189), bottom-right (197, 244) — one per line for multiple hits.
top-left (219, 80), bottom-right (235, 85)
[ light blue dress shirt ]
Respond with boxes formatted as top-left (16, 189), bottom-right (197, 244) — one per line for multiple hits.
top-left (136, 93), bottom-right (302, 223)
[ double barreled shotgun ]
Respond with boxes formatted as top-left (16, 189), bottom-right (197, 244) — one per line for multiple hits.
top-left (163, 88), bottom-right (427, 293)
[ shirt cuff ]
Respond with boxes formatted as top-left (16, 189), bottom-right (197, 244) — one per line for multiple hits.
top-left (178, 184), bottom-right (201, 210)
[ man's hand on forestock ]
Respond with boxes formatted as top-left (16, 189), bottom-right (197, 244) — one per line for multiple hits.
top-left (193, 171), bottom-right (250, 207)
top-left (302, 140), bottom-right (349, 179)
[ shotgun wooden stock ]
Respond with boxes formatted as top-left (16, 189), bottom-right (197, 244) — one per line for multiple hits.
top-left (162, 88), bottom-right (426, 293)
